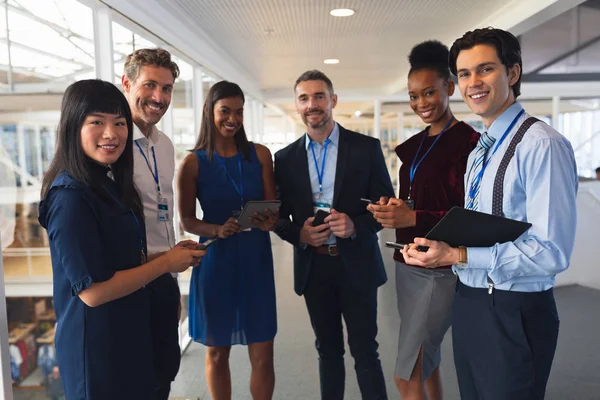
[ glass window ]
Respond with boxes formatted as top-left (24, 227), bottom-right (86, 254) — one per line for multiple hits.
top-left (0, 0), bottom-right (95, 87)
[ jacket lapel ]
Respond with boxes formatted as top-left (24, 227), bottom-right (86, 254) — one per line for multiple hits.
top-left (294, 137), bottom-right (314, 212)
top-left (332, 127), bottom-right (349, 207)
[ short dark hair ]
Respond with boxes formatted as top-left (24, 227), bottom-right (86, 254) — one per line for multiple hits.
top-left (294, 70), bottom-right (334, 95)
top-left (192, 81), bottom-right (251, 162)
top-left (408, 40), bottom-right (451, 80)
top-left (596, 167), bottom-right (600, 173)
top-left (124, 48), bottom-right (180, 82)
top-left (41, 80), bottom-right (143, 216)
top-left (449, 27), bottom-right (522, 98)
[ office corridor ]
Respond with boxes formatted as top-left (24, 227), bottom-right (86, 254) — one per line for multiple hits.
top-left (171, 231), bottom-right (600, 400)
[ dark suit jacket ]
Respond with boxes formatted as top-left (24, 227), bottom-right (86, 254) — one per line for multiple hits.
top-left (274, 124), bottom-right (395, 296)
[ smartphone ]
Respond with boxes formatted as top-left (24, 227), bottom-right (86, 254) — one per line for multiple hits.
top-left (360, 198), bottom-right (376, 204)
top-left (197, 238), bottom-right (217, 250)
top-left (385, 241), bottom-right (429, 252)
top-left (311, 209), bottom-right (330, 227)
top-left (385, 241), bottom-right (407, 249)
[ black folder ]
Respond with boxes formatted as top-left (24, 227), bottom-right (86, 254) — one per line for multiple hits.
top-left (425, 207), bottom-right (532, 247)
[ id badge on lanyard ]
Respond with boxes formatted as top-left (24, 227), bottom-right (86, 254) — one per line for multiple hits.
top-left (157, 193), bottom-right (169, 221)
top-left (135, 142), bottom-right (168, 222)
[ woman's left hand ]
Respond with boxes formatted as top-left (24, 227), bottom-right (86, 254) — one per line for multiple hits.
top-left (249, 209), bottom-right (279, 231)
top-left (369, 197), bottom-right (416, 229)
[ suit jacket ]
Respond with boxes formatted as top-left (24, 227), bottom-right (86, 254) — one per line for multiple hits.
top-left (274, 124), bottom-right (395, 295)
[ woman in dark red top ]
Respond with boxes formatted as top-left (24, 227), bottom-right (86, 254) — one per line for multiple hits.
top-left (369, 41), bottom-right (479, 400)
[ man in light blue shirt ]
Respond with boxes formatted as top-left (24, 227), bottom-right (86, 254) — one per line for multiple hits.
top-left (305, 122), bottom-right (340, 245)
top-left (401, 28), bottom-right (578, 400)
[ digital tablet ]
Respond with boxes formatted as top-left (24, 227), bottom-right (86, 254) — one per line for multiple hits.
top-left (236, 200), bottom-right (281, 230)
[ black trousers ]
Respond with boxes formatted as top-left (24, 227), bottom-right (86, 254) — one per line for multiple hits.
top-left (154, 381), bottom-right (171, 400)
top-left (146, 274), bottom-right (182, 388)
top-left (452, 280), bottom-right (559, 400)
top-left (303, 254), bottom-right (388, 400)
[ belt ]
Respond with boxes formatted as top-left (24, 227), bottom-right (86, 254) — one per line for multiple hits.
top-left (313, 245), bottom-right (339, 256)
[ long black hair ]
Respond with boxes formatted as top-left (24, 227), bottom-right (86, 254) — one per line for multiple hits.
top-left (408, 40), bottom-right (451, 80)
top-left (41, 79), bottom-right (143, 217)
top-left (192, 80), bottom-right (251, 162)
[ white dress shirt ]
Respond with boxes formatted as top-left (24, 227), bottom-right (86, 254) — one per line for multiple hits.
top-left (133, 124), bottom-right (176, 255)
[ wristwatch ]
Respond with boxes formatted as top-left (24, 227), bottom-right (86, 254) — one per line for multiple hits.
top-left (455, 246), bottom-right (468, 269)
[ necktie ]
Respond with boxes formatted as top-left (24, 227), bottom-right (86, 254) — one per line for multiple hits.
top-left (466, 132), bottom-right (496, 211)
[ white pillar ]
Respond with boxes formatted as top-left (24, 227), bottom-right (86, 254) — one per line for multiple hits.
top-left (193, 67), bottom-right (205, 136)
top-left (34, 126), bottom-right (43, 180)
top-left (92, 4), bottom-right (115, 82)
top-left (258, 102), bottom-right (264, 143)
top-left (244, 99), bottom-right (254, 142)
top-left (160, 105), bottom-right (174, 140)
top-left (373, 100), bottom-right (382, 140)
top-left (552, 95), bottom-right (561, 131)
top-left (397, 112), bottom-right (405, 143)
top-left (17, 124), bottom-right (27, 183)
top-left (252, 100), bottom-right (260, 143)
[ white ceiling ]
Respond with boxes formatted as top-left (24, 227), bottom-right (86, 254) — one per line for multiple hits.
top-left (106, 0), bottom-right (591, 99)
top-left (166, 0), bottom-right (507, 94)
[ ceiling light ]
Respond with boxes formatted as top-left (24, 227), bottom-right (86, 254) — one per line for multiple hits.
top-left (324, 59), bottom-right (339, 64)
top-left (330, 8), bottom-right (355, 17)
top-left (354, 110), bottom-right (361, 117)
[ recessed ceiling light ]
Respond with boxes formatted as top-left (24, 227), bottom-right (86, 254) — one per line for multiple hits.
top-left (330, 8), bottom-right (355, 17)
top-left (324, 59), bottom-right (339, 64)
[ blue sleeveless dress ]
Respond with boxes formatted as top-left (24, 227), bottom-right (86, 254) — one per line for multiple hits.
top-left (189, 144), bottom-right (277, 346)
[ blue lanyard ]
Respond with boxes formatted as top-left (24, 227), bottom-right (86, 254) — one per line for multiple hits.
top-left (214, 151), bottom-right (244, 208)
top-left (309, 139), bottom-right (330, 194)
top-left (135, 141), bottom-right (160, 193)
top-left (103, 185), bottom-right (145, 261)
top-left (468, 109), bottom-right (525, 200)
top-left (408, 117), bottom-right (454, 198)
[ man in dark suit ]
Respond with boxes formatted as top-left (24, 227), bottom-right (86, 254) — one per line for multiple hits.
top-left (275, 70), bottom-right (394, 400)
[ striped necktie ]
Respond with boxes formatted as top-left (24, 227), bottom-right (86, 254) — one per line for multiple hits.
top-left (466, 131), bottom-right (496, 211)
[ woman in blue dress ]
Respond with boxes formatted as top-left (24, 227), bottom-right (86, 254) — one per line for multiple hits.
top-left (177, 81), bottom-right (278, 400)
top-left (38, 79), bottom-right (205, 399)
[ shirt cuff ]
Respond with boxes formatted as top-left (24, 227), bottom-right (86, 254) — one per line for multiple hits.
top-left (467, 247), bottom-right (492, 271)
top-left (299, 243), bottom-right (308, 250)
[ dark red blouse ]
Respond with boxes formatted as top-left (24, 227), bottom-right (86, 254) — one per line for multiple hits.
top-left (394, 121), bottom-right (479, 265)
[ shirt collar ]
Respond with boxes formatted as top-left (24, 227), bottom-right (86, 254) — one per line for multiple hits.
top-left (304, 122), bottom-right (340, 150)
top-left (487, 102), bottom-right (524, 140)
top-left (133, 123), bottom-right (160, 144)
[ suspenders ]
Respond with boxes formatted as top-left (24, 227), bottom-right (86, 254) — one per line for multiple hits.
top-left (491, 117), bottom-right (540, 217)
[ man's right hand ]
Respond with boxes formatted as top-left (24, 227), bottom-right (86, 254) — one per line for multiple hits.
top-left (299, 217), bottom-right (331, 247)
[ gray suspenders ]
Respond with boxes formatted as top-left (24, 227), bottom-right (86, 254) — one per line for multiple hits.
top-left (486, 116), bottom-right (539, 293)
top-left (491, 117), bottom-right (540, 217)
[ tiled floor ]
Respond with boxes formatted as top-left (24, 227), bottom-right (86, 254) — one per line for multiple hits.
top-left (171, 231), bottom-right (600, 399)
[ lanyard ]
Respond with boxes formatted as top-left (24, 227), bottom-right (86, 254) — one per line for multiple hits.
top-left (309, 139), bottom-right (330, 195)
top-left (103, 186), bottom-right (145, 262)
top-left (214, 151), bottom-right (244, 209)
top-left (135, 141), bottom-right (160, 193)
top-left (468, 109), bottom-right (525, 200)
top-left (408, 117), bottom-right (454, 199)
